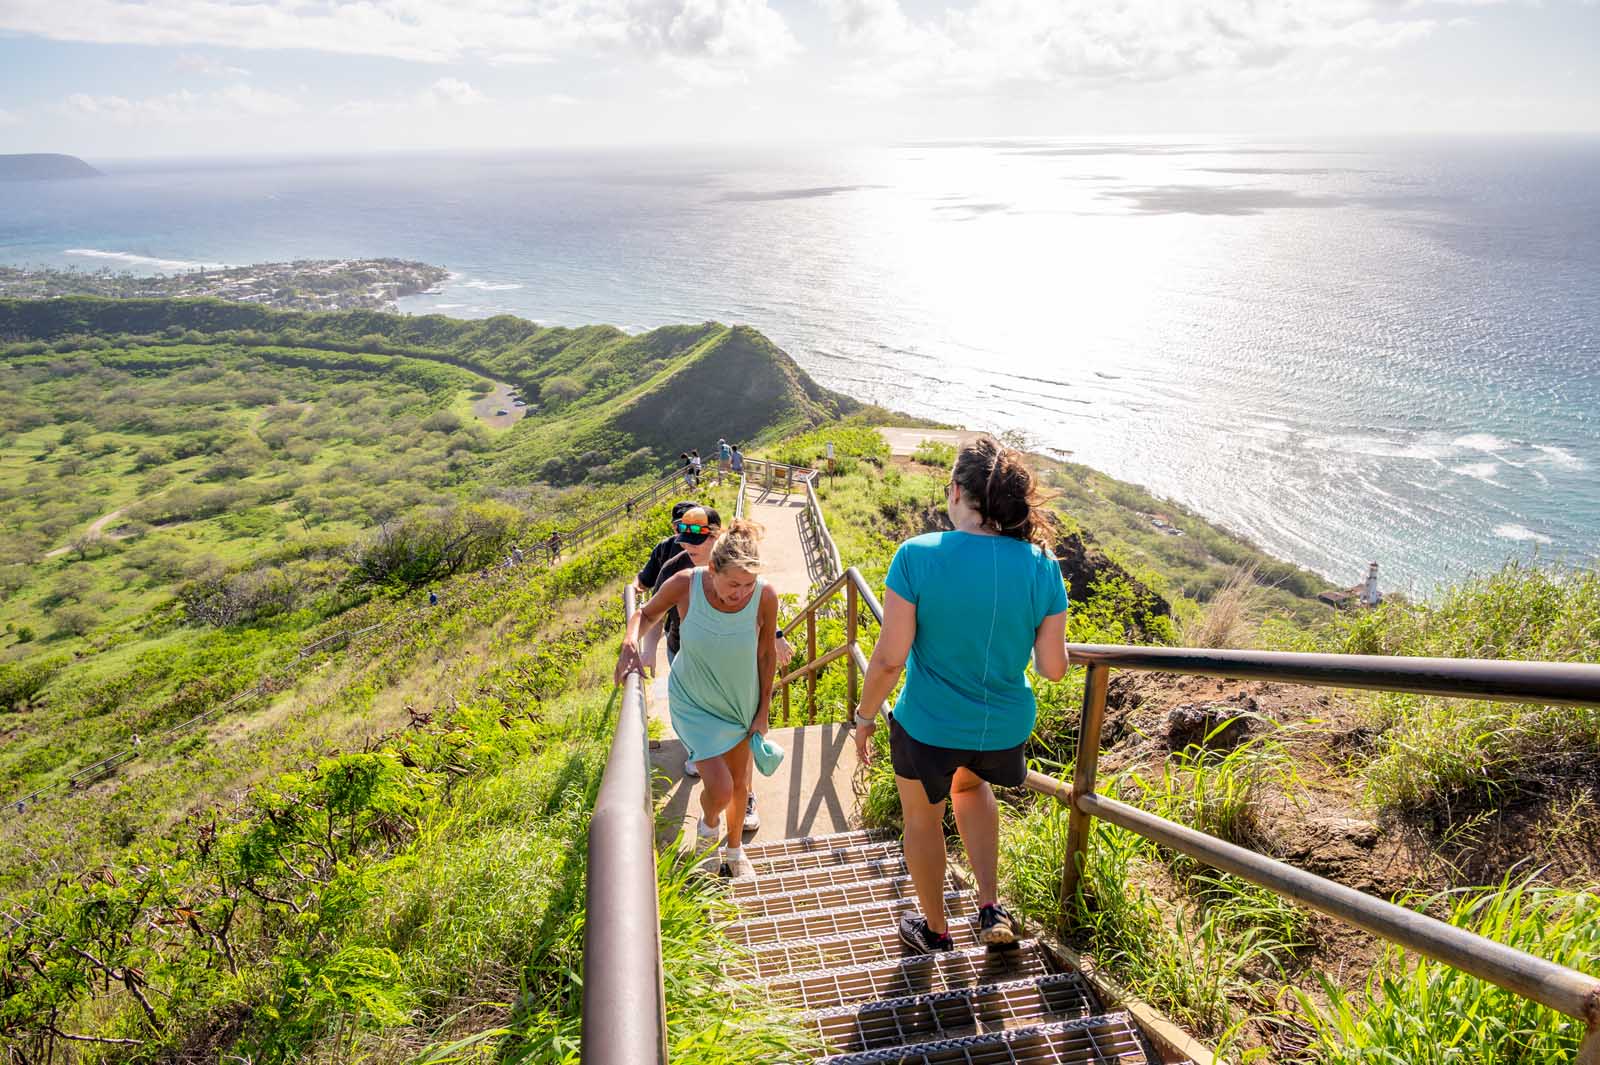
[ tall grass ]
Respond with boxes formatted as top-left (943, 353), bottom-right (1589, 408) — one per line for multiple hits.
top-left (1179, 565), bottom-right (1260, 649)
top-left (1338, 560), bottom-right (1600, 812)
top-left (1296, 875), bottom-right (1600, 1064)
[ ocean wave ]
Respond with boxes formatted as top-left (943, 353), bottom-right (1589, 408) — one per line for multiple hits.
top-left (64, 247), bottom-right (226, 271)
top-left (1530, 444), bottom-right (1585, 471)
top-left (461, 279), bottom-right (523, 291)
top-left (1451, 461), bottom-right (1501, 483)
top-left (1493, 523), bottom-right (1552, 544)
top-left (1453, 432), bottom-right (1511, 453)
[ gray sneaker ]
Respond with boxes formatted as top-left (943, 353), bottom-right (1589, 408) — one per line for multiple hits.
top-left (684, 758), bottom-right (699, 777)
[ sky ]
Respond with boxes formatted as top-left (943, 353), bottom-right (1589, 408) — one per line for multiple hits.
top-left (0, 0), bottom-right (1596, 157)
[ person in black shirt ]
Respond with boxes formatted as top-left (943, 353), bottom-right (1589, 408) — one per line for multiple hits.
top-left (643, 504), bottom-right (722, 780)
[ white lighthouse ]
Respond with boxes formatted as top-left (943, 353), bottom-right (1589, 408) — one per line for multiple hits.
top-left (1361, 562), bottom-right (1381, 607)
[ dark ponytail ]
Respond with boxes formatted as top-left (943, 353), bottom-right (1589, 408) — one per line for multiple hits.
top-left (951, 436), bottom-right (1054, 548)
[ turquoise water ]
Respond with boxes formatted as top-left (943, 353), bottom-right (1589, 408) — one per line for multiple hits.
top-left (3, 137), bottom-right (1597, 593)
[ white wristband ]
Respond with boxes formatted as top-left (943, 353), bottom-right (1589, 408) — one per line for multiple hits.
top-left (853, 711), bottom-right (876, 728)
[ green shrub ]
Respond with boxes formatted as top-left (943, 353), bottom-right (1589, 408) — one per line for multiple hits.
top-left (911, 439), bottom-right (956, 468)
top-left (0, 656), bottom-right (64, 710)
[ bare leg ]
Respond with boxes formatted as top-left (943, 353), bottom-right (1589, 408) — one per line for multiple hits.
top-left (896, 775), bottom-right (950, 935)
top-left (721, 740), bottom-right (754, 849)
top-left (696, 754), bottom-right (732, 833)
top-left (950, 768), bottom-right (1000, 905)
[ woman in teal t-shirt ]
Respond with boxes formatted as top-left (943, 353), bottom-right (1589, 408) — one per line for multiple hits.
top-left (853, 436), bottom-right (1069, 954)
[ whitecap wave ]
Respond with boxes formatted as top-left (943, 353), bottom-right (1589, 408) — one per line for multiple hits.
top-left (64, 247), bottom-right (226, 272)
top-left (461, 279), bottom-right (523, 291)
top-left (1451, 461), bottom-right (1501, 483)
top-left (1530, 444), bottom-right (1585, 471)
top-left (1493, 523), bottom-right (1552, 544)
top-left (1453, 432), bottom-right (1510, 453)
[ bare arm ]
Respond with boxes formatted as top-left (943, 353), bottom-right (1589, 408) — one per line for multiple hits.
top-left (751, 585), bottom-right (778, 735)
top-left (615, 570), bottom-right (691, 684)
top-left (1033, 610), bottom-right (1069, 681)
top-left (853, 587), bottom-right (915, 739)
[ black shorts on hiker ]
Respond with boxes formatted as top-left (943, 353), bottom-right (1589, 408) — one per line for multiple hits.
top-left (889, 715), bottom-right (1027, 804)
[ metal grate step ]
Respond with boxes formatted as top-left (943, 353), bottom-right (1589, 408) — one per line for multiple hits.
top-left (729, 891), bottom-right (976, 947)
top-left (743, 828), bottom-right (899, 861)
top-left (730, 855), bottom-right (911, 899)
top-left (728, 916), bottom-right (986, 981)
top-left (738, 874), bottom-right (959, 918)
top-left (820, 1012), bottom-right (1156, 1065)
top-left (749, 941), bottom-right (1053, 1012)
top-left (809, 972), bottom-right (1100, 1054)
top-left (740, 840), bottom-right (904, 878)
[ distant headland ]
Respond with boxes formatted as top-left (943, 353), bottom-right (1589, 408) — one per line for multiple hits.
top-left (0, 154), bottom-right (103, 181)
top-left (0, 258), bottom-right (450, 312)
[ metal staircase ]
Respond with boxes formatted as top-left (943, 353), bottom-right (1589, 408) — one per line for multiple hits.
top-left (723, 828), bottom-right (1163, 1064)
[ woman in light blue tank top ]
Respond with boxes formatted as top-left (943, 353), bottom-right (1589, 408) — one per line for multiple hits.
top-left (618, 519), bottom-right (778, 873)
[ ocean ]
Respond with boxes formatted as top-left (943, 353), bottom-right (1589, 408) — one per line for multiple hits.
top-left (3, 137), bottom-right (1597, 594)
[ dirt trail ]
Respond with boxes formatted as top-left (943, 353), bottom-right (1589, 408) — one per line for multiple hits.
top-left (44, 506), bottom-right (132, 559)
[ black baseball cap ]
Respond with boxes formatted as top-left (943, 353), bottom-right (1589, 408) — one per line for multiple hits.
top-left (671, 500), bottom-right (699, 524)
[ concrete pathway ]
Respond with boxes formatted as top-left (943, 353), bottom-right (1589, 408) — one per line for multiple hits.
top-left (646, 478), bottom-right (859, 853)
top-left (875, 426), bottom-right (984, 458)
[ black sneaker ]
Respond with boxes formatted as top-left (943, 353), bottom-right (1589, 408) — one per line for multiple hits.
top-left (718, 861), bottom-right (734, 878)
top-left (978, 902), bottom-right (1020, 947)
top-left (898, 913), bottom-right (954, 955)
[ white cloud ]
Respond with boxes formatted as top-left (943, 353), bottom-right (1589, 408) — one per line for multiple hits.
top-left (0, 107), bottom-right (19, 126)
top-left (174, 51), bottom-right (249, 78)
top-left (823, 0), bottom-right (1452, 94)
top-left (336, 78), bottom-right (491, 117)
top-left (63, 83), bottom-right (300, 121)
top-left (425, 77), bottom-right (486, 106)
top-left (0, 0), bottom-right (797, 80)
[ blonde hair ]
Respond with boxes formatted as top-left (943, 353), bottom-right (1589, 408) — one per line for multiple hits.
top-left (710, 518), bottom-right (765, 573)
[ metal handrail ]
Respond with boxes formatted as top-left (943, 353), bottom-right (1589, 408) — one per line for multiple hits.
top-left (802, 476), bottom-right (844, 582)
top-left (1042, 646), bottom-right (1600, 1049)
top-left (582, 584), bottom-right (668, 1065)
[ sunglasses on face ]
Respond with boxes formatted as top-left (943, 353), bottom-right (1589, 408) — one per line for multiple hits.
top-left (676, 522), bottom-right (713, 534)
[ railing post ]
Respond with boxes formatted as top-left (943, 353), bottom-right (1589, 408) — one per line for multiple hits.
top-left (847, 582), bottom-right (860, 714)
top-left (782, 670), bottom-right (791, 726)
top-left (806, 611), bottom-right (817, 724)
top-left (1061, 662), bottom-right (1110, 918)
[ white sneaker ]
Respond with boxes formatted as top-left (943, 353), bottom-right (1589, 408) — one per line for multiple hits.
top-left (696, 815), bottom-right (721, 841)
top-left (743, 794), bottom-right (760, 832)
top-left (683, 758), bottom-right (699, 777)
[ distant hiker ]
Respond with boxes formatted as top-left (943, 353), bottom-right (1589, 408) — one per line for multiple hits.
top-left (852, 436), bottom-right (1068, 954)
top-left (132, 733), bottom-right (141, 750)
top-left (512, 544), bottom-right (524, 565)
top-left (718, 437), bottom-right (732, 482)
top-left (618, 519), bottom-right (777, 876)
top-left (730, 444), bottom-right (744, 476)
top-left (690, 449), bottom-right (704, 486)
top-left (547, 530), bottom-right (562, 563)
top-left (429, 589), bottom-right (439, 607)
top-left (680, 452), bottom-right (696, 489)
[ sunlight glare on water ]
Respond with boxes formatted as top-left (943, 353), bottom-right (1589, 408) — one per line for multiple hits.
top-left (2, 137), bottom-right (1596, 593)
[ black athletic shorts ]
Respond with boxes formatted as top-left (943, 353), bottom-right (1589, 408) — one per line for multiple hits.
top-left (889, 715), bottom-right (1028, 805)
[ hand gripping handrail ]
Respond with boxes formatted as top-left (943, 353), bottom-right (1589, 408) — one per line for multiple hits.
top-left (582, 583), bottom-right (668, 1065)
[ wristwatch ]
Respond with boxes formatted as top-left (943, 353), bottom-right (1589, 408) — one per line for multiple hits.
top-left (853, 711), bottom-right (877, 729)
